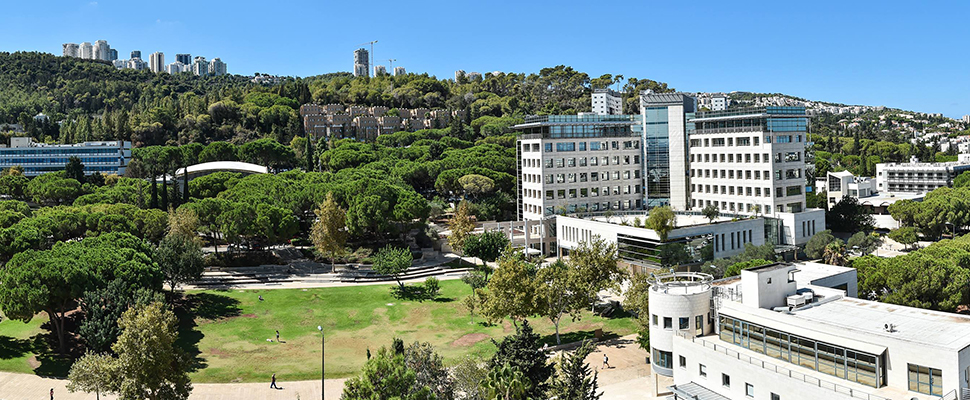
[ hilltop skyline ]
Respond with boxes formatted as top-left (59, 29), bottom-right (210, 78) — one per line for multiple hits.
top-left (3, 0), bottom-right (970, 117)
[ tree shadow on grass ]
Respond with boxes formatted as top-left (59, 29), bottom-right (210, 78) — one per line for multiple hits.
top-left (0, 329), bottom-right (75, 377)
top-left (174, 292), bottom-right (242, 373)
top-left (538, 330), bottom-right (621, 347)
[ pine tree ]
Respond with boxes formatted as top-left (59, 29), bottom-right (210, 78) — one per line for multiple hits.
top-left (548, 341), bottom-right (602, 400)
top-left (488, 320), bottom-right (553, 398)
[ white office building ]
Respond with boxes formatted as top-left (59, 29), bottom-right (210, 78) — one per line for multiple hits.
top-left (192, 56), bottom-right (208, 76)
top-left (592, 88), bottom-right (624, 115)
top-left (687, 107), bottom-right (823, 245)
top-left (149, 52), bottom-right (165, 73)
top-left (655, 262), bottom-right (969, 400)
top-left (62, 43), bottom-right (79, 58)
top-left (0, 137), bottom-right (132, 177)
top-left (875, 156), bottom-right (970, 193)
top-left (209, 58), bottom-right (227, 76)
top-left (515, 114), bottom-right (644, 221)
top-left (79, 42), bottom-right (94, 59)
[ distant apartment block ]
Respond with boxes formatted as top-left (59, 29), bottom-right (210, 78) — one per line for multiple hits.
top-left (393, 66), bottom-right (406, 76)
top-left (166, 62), bottom-right (187, 74)
top-left (710, 96), bottom-right (728, 111)
top-left (455, 70), bottom-right (465, 81)
top-left (209, 58), bottom-right (227, 76)
top-left (176, 53), bottom-right (191, 65)
top-left (94, 40), bottom-right (110, 61)
top-left (192, 56), bottom-right (208, 76)
top-left (299, 104), bottom-right (465, 141)
top-left (62, 43), bottom-right (79, 58)
top-left (79, 42), bottom-right (93, 59)
top-left (130, 50), bottom-right (141, 59)
top-left (0, 137), bottom-right (132, 177)
top-left (592, 88), bottom-right (623, 115)
top-left (149, 52), bottom-right (165, 73)
top-left (354, 48), bottom-right (369, 77)
top-left (876, 156), bottom-right (970, 193)
top-left (374, 65), bottom-right (387, 76)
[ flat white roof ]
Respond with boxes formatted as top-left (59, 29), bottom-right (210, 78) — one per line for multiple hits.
top-left (791, 261), bottom-right (854, 284)
top-left (790, 297), bottom-right (970, 352)
top-left (175, 161), bottom-right (268, 176)
top-left (587, 213), bottom-right (736, 227)
top-left (858, 192), bottom-right (924, 206)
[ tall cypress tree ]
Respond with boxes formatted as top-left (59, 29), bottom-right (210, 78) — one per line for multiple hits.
top-left (305, 135), bottom-right (315, 172)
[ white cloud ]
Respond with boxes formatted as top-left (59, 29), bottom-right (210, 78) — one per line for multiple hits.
top-left (88, 1), bottom-right (98, 6)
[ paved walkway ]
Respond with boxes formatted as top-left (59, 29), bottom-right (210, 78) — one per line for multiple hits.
top-left (0, 335), bottom-right (655, 400)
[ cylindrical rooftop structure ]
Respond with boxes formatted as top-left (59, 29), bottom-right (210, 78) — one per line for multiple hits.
top-left (648, 272), bottom-right (714, 377)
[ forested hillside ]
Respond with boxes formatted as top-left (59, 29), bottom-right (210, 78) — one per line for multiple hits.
top-left (0, 52), bottom-right (675, 147)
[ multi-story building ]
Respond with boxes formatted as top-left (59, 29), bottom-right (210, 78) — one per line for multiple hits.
top-left (467, 72), bottom-right (482, 81)
top-left (640, 91), bottom-right (695, 209)
top-left (394, 66), bottom-right (406, 76)
top-left (454, 70), bottom-right (465, 81)
top-left (149, 52), bottom-right (165, 73)
top-left (373, 65), bottom-right (387, 76)
top-left (108, 48), bottom-right (118, 61)
top-left (166, 62), bottom-right (187, 74)
top-left (351, 116), bottom-right (380, 141)
top-left (112, 60), bottom-right (126, 69)
top-left (711, 96), bottom-right (728, 111)
top-left (655, 262), bottom-right (970, 400)
top-left (130, 50), bottom-right (141, 59)
top-left (0, 137), bottom-right (132, 177)
top-left (875, 156), bottom-right (970, 193)
top-left (62, 43), bottom-right (79, 58)
top-left (514, 114), bottom-right (644, 222)
top-left (209, 58), bottom-right (227, 76)
top-left (353, 48), bottom-right (369, 77)
top-left (94, 40), bottom-right (110, 61)
top-left (688, 106), bottom-right (822, 245)
top-left (79, 42), bottom-right (94, 59)
top-left (816, 170), bottom-right (877, 208)
top-left (192, 56), bottom-right (208, 76)
top-left (176, 53), bottom-right (191, 65)
top-left (126, 57), bottom-right (147, 70)
top-left (592, 88), bottom-right (623, 115)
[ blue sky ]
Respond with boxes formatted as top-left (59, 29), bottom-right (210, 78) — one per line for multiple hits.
top-left (3, 0), bottom-right (969, 117)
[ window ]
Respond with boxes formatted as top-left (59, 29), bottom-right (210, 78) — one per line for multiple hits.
top-left (544, 143), bottom-right (552, 152)
top-left (771, 394), bottom-right (780, 400)
top-left (696, 315), bottom-right (703, 335)
top-left (699, 364), bottom-right (707, 377)
top-left (663, 317), bottom-right (672, 329)
top-left (679, 355), bottom-right (686, 368)
top-left (652, 349), bottom-right (672, 369)
top-left (908, 364), bottom-right (943, 395)
top-left (679, 317), bottom-right (689, 330)
top-left (745, 383), bottom-right (754, 397)
top-left (722, 373), bottom-right (730, 387)
top-left (652, 314), bottom-right (657, 325)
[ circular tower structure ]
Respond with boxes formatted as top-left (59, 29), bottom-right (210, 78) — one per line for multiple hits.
top-left (647, 272), bottom-right (714, 377)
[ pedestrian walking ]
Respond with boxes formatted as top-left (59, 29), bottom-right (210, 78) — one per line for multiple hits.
top-left (603, 354), bottom-right (610, 369)
top-left (276, 330), bottom-right (280, 342)
top-left (50, 388), bottom-right (54, 400)
top-left (270, 373), bottom-right (279, 389)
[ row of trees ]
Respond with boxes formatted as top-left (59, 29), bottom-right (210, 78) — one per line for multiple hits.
top-left (342, 322), bottom-right (601, 400)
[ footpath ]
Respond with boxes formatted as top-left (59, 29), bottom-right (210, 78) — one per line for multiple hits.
top-left (0, 335), bottom-right (664, 400)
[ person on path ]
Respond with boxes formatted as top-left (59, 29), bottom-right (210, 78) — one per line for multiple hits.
top-left (270, 373), bottom-right (279, 389)
top-left (603, 354), bottom-right (610, 369)
top-left (276, 330), bottom-right (280, 342)
top-left (50, 388), bottom-right (54, 400)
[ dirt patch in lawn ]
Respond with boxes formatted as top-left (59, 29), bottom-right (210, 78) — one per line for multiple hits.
top-left (452, 333), bottom-right (490, 347)
top-left (26, 356), bottom-right (40, 369)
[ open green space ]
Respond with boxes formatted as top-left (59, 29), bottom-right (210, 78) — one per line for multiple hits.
top-left (0, 279), bottom-right (634, 383)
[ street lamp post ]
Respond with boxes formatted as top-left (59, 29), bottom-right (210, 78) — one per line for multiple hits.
top-left (317, 325), bottom-right (324, 400)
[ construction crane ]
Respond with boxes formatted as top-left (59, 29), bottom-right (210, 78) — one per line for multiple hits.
top-left (357, 40), bottom-right (378, 76)
top-left (387, 59), bottom-right (397, 75)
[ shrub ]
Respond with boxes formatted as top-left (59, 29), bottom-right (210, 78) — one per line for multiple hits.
top-left (424, 277), bottom-right (441, 299)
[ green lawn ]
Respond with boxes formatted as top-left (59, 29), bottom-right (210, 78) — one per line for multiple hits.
top-left (0, 280), bottom-right (635, 383)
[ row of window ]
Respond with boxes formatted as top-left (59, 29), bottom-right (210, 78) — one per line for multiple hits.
top-left (690, 136), bottom-right (762, 148)
top-left (693, 184), bottom-right (803, 198)
top-left (541, 170), bottom-right (642, 185)
top-left (0, 148), bottom-right (124, 155)
top-left (690, 199), bottom-right (804, 214)
top-left (521, 140), bottom-right (640, 153)
top-left (524, 199), bottom-right (642, 216)
top-left (521, 185), bottom-right (643, 200)
top-left (691, 168), bottom-right (803, 181)
top-left (526, 155), bottom-right (641, 169)
top-left (651, 313), bottom-right (706, 335)
top-left (690, 151), bottom-right (803, 164)
top-left (0, 157), bottom-right (123, 164)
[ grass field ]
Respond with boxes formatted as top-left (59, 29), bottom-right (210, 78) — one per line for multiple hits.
top-left (0, 279), bottom-right (635, 383)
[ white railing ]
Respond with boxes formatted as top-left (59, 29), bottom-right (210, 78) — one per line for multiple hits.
top-left (680, 334), bottom-right (891, 400)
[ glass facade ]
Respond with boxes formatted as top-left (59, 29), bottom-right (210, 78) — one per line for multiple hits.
top-left (616, 233), bottom-right (713, 267)
top-left (643, 106), bottom-right (670, 207)
top-left (652, 348), bottom-right (672, 369)
top-left (719, 315), bottom-right (883, 388)
top-left (907, 364), bottom-right (943, 396)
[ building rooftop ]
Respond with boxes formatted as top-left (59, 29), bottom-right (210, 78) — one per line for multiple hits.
top-left (789, 297), bottom-right (970, 352)
top-left (790, 261), bottom-right (855, 285)
top-left (516, 114), bottom-right (638, 126)
top-left (692, 106), bottom-right (807, 121)
top-left (857, 191), bottom-right (924, 206)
